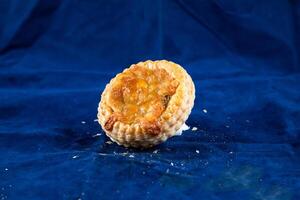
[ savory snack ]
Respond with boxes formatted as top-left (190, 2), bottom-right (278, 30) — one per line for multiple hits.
top-left (97, 60), bottom-right (195, 148)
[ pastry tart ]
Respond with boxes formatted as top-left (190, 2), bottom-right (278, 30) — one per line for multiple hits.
top-left (97, 60), bottom-right (195, 148)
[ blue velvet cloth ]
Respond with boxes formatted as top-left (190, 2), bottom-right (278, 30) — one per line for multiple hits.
top-left (1, 0), bottom-right (300, 199)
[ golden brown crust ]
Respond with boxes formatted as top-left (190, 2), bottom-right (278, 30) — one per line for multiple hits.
top-left (104, 114), bottom-right (119, 131)
top-left (105, 64), bottom-right (178, 128)
top-left (140, 120), bottom-right (161, 136)
top-left (98, 60), bottom-right (195, 148)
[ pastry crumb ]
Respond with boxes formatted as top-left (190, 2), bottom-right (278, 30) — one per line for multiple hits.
top-left (72, 155), bottom-right (79, 159)
top-left (153, 150), bottom-right (159, 154)
top-left (175, 123), bottom-right (190, 135)
top-left (81, 121), bottom-right (86, 124)
top-left (170, 162), bottom-right (174, 166)
top-left (129, 154), bottom-right (135, 158)
top-left (196, 150), bottom-right (200, 154)
top-left (192, 127), bottom-right (198, 131)
top-left (106, 141), bottom-right (113, 144)
top-left (94, 119), bottom-right (98, 122)
top-left (202, 109), bottom-right (207, 113)
top-left (92, 133), bottom-right (102, 137)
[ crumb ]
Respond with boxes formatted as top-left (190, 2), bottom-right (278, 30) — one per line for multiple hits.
top-left (72, 155), bottom-right (79, 159)
top-left (246, 120), bottom-right (250, 123)
top-left (81, 121), bottom-right (86, 124)
top-left (170, 162), bottom-right (174, 166)
top-left (196, 150), bottom-right (200, 154)
top-left (92, 133), bottom-right (102, 137)
top-left (142, 171), bottom-right (146, 175)
top-left (4, 168), bottom-right (8, 171)
top-left (202, 109), bottom-right (207, 113)
top-left (225, 125), bottom-right (230, 128)
top-left (192, 127), bottom-right (198, 131)
top-left (153, 150), bottom-right (159, 154)
top-left (175, 123), bottom-right (190, 135)
top-left (166, 168), bottom-right (170, 173)
top-left (229, 151), bottom-right (233, 154)
top-left (129, 154), bottom-right (134, 158)
top-left (106, 141), bottom-right (113, 144)
top-left (94, 119), bottom-right (98, 122)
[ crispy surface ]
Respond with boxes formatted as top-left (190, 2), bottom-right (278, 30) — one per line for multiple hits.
top-left (106, 64), bottom-right (179, 131)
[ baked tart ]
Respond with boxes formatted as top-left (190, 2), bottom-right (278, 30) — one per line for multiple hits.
top-left (97, 60), bottom-right (195, 148)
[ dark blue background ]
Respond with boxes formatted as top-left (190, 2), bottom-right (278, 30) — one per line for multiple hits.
top-left (1, 0), bottom-right (300, 199)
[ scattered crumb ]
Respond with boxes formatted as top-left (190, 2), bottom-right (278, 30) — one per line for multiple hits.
top-left (192, 127), bottom-right (198, 131)
top-left (106, 141), bottom-right (113, 145)
top-left (166, 168), bottom-right (170, 173)
top-left (142, 171), bottom-right (146, 175)
top-left (81, 121), bottom-right (86, 124)
top-left (246, 120), bottom-right (250, 123)
top-left (196, 150), bottom-right (200, 154)
top-left (229, 151), bottom-right (233, 154)
top-left (92, 133), bottom-right (102, 137)
top-left (4, 168), bottom-right (8, 171)
top-left (72, 155), bottom-right (79, 159)
top-left (129, 154), bottom-right (135, 158)
top-left (94, 119), bottom-right (98, 122)
top-left (202, 109), bottom-right (208, 113)
top-left (170, 162), bottom-right (174, 166)
top-left (153, 150), bottom-right (159, 154)
top-left (225, 125), bottom-right (230, 128)
top-left (175, 123), bottom-right (190, 135)
top-left (122, 152), bottom-right (129, 156)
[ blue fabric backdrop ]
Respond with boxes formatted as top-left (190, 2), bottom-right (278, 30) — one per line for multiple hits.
top-left (1, 0), bottom-right (300, 199)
